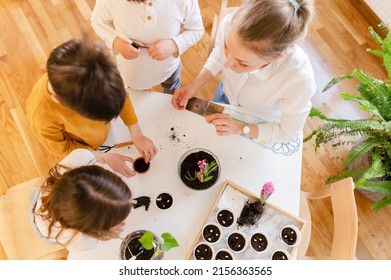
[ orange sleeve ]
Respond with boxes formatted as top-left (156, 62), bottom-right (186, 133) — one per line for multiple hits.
top-left (119, 93), bottom-right (138, 126)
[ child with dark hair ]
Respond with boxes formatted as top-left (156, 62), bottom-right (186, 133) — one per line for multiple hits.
top-left (172, 0), bottom-right (316, 145)
top-left (30, 149), bottom-right (133, 251)
top-left (27, 38), bottom-right (157, 177)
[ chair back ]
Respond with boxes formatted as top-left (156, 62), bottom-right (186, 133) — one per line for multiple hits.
top-left (208, 0), bottom-right (240, 56)
top-left (298, 177), bottom-right (358, 259)
top-left (0, 176), bottom-right (68, 260)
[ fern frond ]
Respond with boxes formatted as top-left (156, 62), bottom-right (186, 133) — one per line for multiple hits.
top-left (359, 180), bottom-right (391, 194)
top-left (356, 154), bottom-right (387, 186)
top-left (325, 168), bottom-right (365, 185)
top-left (342, 137), bottom-right (383, 168)
top-left (367, 48), bottom-right (383, 57)
top-left (368, 26), bottom-right (383, 45)
top-left (322, 73), bottom-right (354, 92)
top-left (339, 93), bottom-right (384, 120)
top-left (371, 194), bottom-right (391, 211)
top-left (307, 107), bottom-right (345, 122)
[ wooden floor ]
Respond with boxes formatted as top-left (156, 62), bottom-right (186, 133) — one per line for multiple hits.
top-left (0, 0), bottom-right (390, 259)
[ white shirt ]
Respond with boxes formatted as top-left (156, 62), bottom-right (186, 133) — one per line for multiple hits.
top-left (205, 13), bottom-right (316, 144)
top-left (91, 0), bottom-right (204, 90)
top-left (34, 149), bottom-right (101, 252)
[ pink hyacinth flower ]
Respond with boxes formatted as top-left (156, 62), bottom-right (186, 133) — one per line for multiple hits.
top-left (260, 181), bottom-right (274, 202)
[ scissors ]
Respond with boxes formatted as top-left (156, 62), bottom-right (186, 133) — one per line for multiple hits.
top-left (97, 141), bottom-right (134, 153)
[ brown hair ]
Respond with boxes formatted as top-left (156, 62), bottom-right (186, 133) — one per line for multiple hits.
top-left (37, 165), bottom-right (132, 243)
top-left (232, 0), bottom-right (315, 58)
top-left (47, 38), bottom-right (126, 122)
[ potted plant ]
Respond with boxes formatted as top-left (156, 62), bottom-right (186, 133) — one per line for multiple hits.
top-left (120, 230), bottom-right (179, 260)
top-left (237, 182), bottom-right (275, 227)
top-left (304, 23), bottom-right (391, 211)
top-left (178, 148), bottom-right (220, 190)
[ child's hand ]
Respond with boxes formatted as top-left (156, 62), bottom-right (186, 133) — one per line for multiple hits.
top-left (171, 86), bottom-right (196, 110)
top-left (113, 37), bottom-right (141, 60)
top-left (133, 135), bottom-right (158, 163)
top-left (205, 114), bottom-right (243, 136)
top-left (93, 151), bottom-right (137, 178)
top-left (148, 39), bottom-right (178, 61)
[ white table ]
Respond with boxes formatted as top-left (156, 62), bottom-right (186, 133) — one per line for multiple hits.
top-left (68, 90), bottom-right (303, 260)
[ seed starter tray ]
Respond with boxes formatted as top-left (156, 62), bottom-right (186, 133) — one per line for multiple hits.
top-left (187, 180), bottom-right (306, 260)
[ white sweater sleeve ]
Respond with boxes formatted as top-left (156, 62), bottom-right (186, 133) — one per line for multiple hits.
top-left (90, 0), bottom-right (117, 50)
top-left (172, 0), bottom-right (204, 55)
top-left (59, 149), bottom-right (96, 168)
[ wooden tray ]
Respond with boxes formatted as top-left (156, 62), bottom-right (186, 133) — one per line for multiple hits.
top-left (187, 180), bottom-right (306, 260)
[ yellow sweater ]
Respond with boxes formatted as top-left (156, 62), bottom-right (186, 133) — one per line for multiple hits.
top-left (26, 73), bottom-right (138, 157)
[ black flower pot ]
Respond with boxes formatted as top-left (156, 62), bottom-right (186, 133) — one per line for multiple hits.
top-left (227, 231), bottom-right (247, 253)
top-left (215, 249), bottom-right (235, 260)
top-left (250, 232), bottom-right (270, 253)
top-left (155, 191), bottom-right (173, 210)
top-left (271, 249), bottom-right (291, 260)
top-left (202, 222), bottom-right (222, 244)
top-left (193, 242), bottom-right (214, 260)
top-left (216, 208), bottom-right (235, 228)
top-left (280, 225), bottom-right (301, 247)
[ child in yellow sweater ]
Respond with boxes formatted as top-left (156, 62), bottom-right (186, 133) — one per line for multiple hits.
top-left (26, 38), bottom-right (157, 177)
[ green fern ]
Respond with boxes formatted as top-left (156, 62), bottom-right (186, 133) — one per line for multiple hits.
top-left (306, 22), bottom-right (391, 211)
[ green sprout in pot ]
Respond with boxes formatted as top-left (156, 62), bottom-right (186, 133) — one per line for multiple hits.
top-left (138, 231), bottom-right (179, 260)
top-left (185, 159), bottom-right (217, 183)
top-left (305, 23), bottom-right (391, 211)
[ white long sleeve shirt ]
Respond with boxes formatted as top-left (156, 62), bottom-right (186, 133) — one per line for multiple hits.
top-left (91, 0), bottom-right (204, 90)
top-left (205, 13), bottom-right (316, 144)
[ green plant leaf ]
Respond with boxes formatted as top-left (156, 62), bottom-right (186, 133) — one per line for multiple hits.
top-left (339, 93), bottom-right (384, 120)
top-left (322, 73), bottom-right (354, 92)
top-left (160, 233), bottom-right (179, 252)
top-left (371, 194), bottom-right (391, 211)
top-left (367, 48), bottom-right (383, 57)
top-left (139, 231), bottom-right (155, 250)
top-left (342, 138), bottom-right (383, 167)
top-left (356, 154), bottom-right (386, 186)
top-left (359, 180), bottom-right (391, 194)
top-left (368, 26), bottom-right (383, 45)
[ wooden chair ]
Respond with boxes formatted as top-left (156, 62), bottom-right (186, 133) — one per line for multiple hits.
top-left (10, 106), bottom-right (59, 176)
top-left (0, 176), bottom-right (68, 260)
top-left (298, 177), bottom-right (358, 260)
top-left (208, 0), bottom-right (240, 56)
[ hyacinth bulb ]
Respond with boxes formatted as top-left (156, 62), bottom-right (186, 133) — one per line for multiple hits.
top-left (236, 200), bottom-right (266, 227)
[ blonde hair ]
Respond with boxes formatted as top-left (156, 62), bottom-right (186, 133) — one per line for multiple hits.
top-left (37, 165), bottom-right (132, 244)
top-left (232, 0), bottom-right (315, 58)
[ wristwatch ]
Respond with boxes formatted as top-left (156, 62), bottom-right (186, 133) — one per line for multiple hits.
top-left (242, 124), bottom-right (251, 138)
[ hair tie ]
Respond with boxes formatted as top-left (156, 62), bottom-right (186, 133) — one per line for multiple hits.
top-left (289, 0), bottom-right (300, 12)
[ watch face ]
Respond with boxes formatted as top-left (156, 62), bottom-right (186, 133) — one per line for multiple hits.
top-left (243, 125), bottom-right (250, 134)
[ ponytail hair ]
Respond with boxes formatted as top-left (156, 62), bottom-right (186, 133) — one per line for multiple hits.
top-left (231, 0), bottom-right (315, 58)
